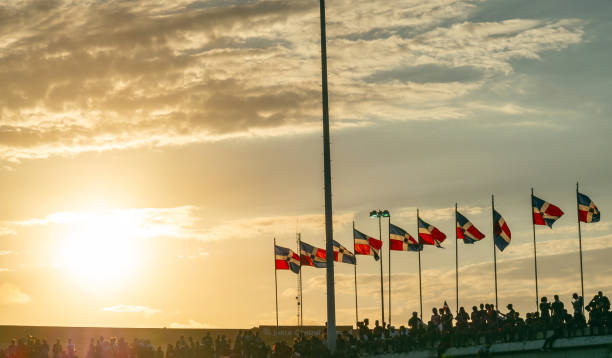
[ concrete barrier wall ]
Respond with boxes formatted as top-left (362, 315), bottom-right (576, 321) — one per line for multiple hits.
top-left (377, 335), bottom-right (612, 358)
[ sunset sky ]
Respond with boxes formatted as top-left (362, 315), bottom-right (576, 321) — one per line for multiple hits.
top-left (1, 0), bottom-right (611, 329)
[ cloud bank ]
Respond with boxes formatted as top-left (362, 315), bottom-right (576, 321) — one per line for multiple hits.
top-left (0, 0), bottom-right (584, 161)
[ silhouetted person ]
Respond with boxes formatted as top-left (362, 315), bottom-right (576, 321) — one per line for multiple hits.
top-left (478, 303), bottom-right (487, 327)
top-left (430, 308), bottom-right (440, 327)
top-left (441, 307), bottom-right (453, 334)
top-left (52, 340), bottom-right (62, 358)
top-left (597, 291), bottom-right (610, 312)
top-left (540, 297), bottom-right (551, 324)
top-left (456, 307), bottom-right (469, 329)
top-left (408, 312), bottom-right (423, 331)
top-left (506, 304), bottom-right (516, 321)
top-left (572, 293), bottom-right (586, 327)
top-left (373, 320), bottom-right (383, 339)
top-left (551, 295), bottom-right (564, 322)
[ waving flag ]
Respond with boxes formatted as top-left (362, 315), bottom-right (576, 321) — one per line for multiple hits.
top-left (275, 245), bottom-right (300, 274)
top-left (418, 217), bottom-right (446, 247)
top-left (443, 300), bottom-right (451, 313)
top-left (299, 241), bottom-right (326, 268)
top-left (532, 195), bottom-right (564, 228)
top-left (354, 229), bottom-right (382, 260)
top-left (333, 240), bottom-right (356, 264)
top-left (389, 223), bottom-right (421, 251)
top-left (578, 192), bottom-right (600, 223)
top-left (456, 212), bottom-right (485, 244)
top-left (493, 210), bottom-right (511, 251)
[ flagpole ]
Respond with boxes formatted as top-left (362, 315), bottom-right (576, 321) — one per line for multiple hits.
top-left (455, 203), bottom-right (459, 315)
top-left (274, 238), bottom-right (279, 334)
top-left (319, 0), bottom-right (336, 349)
top-left (492, 195), bottom-right (499, 310)
top-left (297, 233), bottom-right (303, 328)
top-left (388, 214), bottom-right (392, 326)
top-left (417, 209), bottom-right (423, 319)
top-left (531, 188), bottom-right (539, 313)
top-left (353, 221), bottom-right (359, 327)
top-left (378, 215), bottom-right (385, 325)
top-left (576, 182), bottom-right (585, 310)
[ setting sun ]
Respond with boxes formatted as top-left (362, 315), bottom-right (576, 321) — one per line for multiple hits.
top-left (55, 212), bottom-right (142, 291)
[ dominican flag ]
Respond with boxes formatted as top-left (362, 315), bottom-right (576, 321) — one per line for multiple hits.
top-left (418, 217), bottom-right (446, 247)
top-left (443, 300), bottom-right (451, 313)
top-left (456, 212), bottom-right (485, 244)
top-left (299, 241), bottom-right (326, 268)
top-left (275, 245), bottom-right (300, 274)
top-left (333, 240), bottom-right (356, 264)
top-left (532, 195), bottom-right (564, 228)
top-left (493, 210), bottom-right (511, 251)
top-left (389, 223), bottom-right (421, 251)
top-left (578, 192), bottom-right (600, 223)
top-left (354, 229), bottom-right (382, 260)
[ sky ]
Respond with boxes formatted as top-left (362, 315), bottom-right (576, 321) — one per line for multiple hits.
top-left (0, 0), bottom-right (611, 329)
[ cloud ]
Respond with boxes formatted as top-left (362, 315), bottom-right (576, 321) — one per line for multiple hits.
top-left (282, 288), bottom-right (298, 298)
top-left (2, 206), bottom-right (205, 240)
top-left (392, 205), bottom-right (485, 221)
top-left (193, 212), bottom-right (354, 241)
top-left (1, 206), bottom-right (355, 242)
top-left (0, 0), bottom-right (584, 161)
top-left (178, 248), bottom-right (209, 260)
top-left (0, 283), bottom-right (31, 304)
top-left (102, 305), bottom-right (161, 316)
top-left (169, 319), bottom-right (210, 329)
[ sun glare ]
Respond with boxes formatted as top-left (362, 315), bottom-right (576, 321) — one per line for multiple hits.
top-left (56, 211), bottom-right (142, 291)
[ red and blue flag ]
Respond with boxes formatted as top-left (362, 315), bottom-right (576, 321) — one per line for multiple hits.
top-left (493, 210), bottom-right (511, 251)
top-left (418, 217), bottom-right (446, 247)
top-left (333, 240), bottom-right (356, 264)
top-left (532, 195), bottom-right (564, 228)
top-left (389, 223), bottom-right (421, 251)
top-left (275, 245), bottom-right (300, 274)
top-left (456, 212), bottom-right (485, 244)
top-left (354, 228), bottom-right (382, 260)
top-left (578, 192), bottom-right (600, 223)
top-left (299, 241), bottom-right (326, 268)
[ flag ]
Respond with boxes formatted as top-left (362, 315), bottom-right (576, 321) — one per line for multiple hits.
top-left (418, 217), bottom-right (446, 247)
top-left (333, 240), bottom-right (356, 264)
top-left (299, 241), bottom-right (327, 268)
top-left (456, 212), bottom-right (485, 244)
top-left (274, 245), bottom-right (300, 274)
top-left (443, 300), bottom-right (450, 313)
top-left (389, 223), bottom-right (421, 251)
top-left (354, 228), bottom-right (382, 260)
top-left (532, 195), bottom-right (564, 228)
top-left (578, 192), bottom-right (600, 223)
top-left (493, 210), bottom-right (511, 251)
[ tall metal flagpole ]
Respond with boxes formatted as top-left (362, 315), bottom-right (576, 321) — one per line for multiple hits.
top-left (353, 221), bottom-right (359, 327)
top-left (378, 215), bottom-right (385, 325)
top-left (455, 203), bottom-right (459, 314)
top-left (576, 182), bottom-right (585, 310)
top-left (318, 0), bottom-right (336, 350)
top-left (274, 238), bottom-right (279, 334)
top-left (297, 233), bottom-right (303, 327)
top-left (531, 188), bottom-right (539, 313)
top-left (492, 195), bottom-right (499, 310)
top-left (388, 214), bottom-right (392, 326)
top-left (417, 209), bottom-right (423, 319)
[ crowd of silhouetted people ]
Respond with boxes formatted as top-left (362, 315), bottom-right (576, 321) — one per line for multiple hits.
top-left (0, 333), bottom-right (270, 358)
top-left (2, 291), bottom-right (611, 358)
